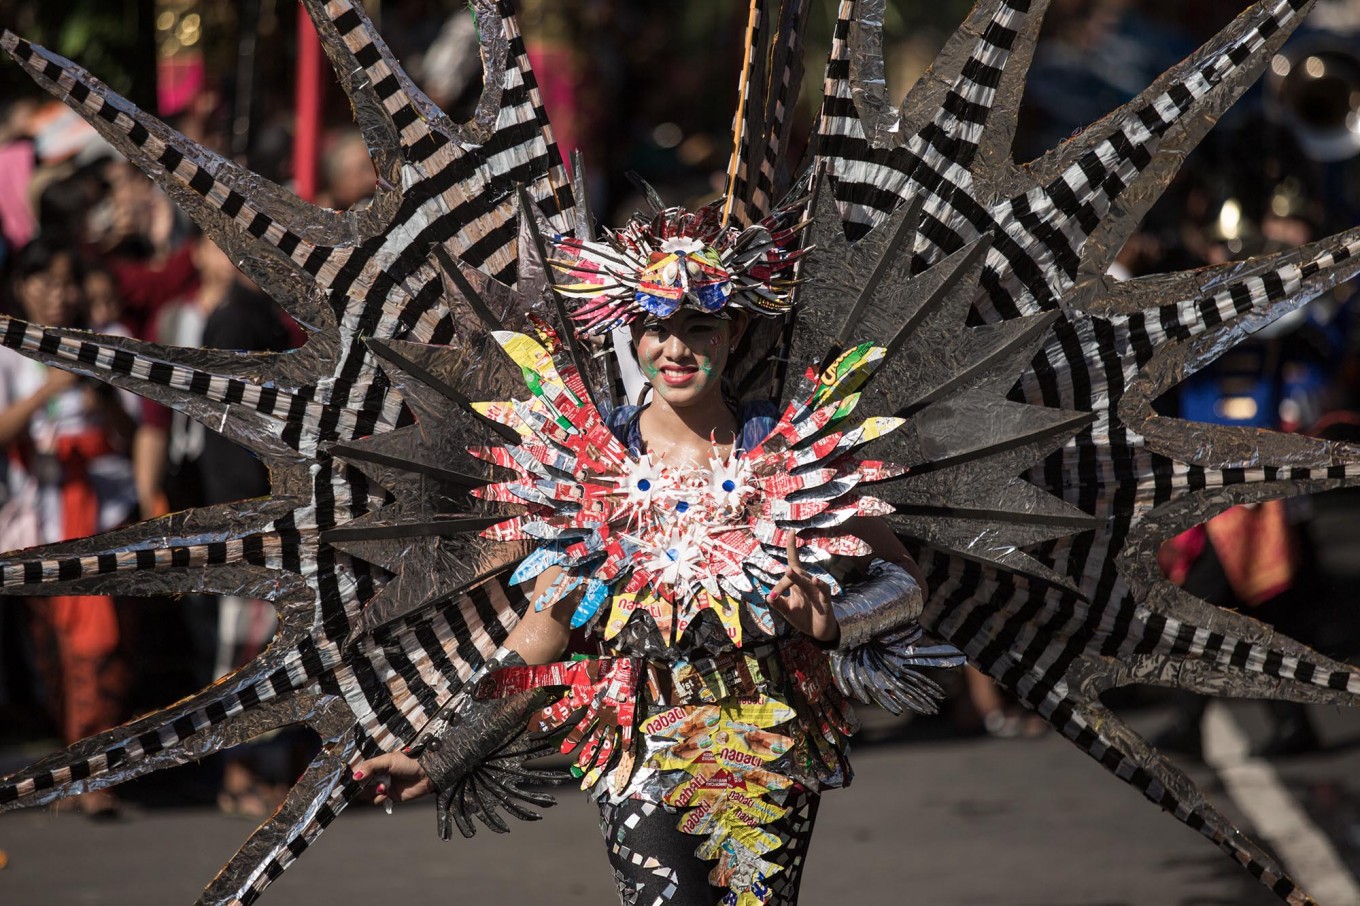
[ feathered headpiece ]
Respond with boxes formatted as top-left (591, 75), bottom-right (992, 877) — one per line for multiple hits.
top-left (550, 197), bottom-right (806, 335)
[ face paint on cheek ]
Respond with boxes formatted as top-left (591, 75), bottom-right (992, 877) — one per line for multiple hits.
top-left (635, 337), bottom-right (659, 381)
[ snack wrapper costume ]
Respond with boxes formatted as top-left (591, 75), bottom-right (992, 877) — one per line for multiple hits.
top-left (2, 1), bottom-right (1360, 904)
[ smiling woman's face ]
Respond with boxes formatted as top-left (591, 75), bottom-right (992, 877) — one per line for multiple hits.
top-left (16, 252), bottom-right (80, 329)
top-left (631, 309), bottom-right (744, 408)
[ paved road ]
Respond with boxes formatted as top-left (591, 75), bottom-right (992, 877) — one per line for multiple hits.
top-left (3, 700), bottom-right (1359, 905)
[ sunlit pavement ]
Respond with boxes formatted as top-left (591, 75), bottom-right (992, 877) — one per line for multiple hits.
top-left (2, 700), bottom-right (1358, 905)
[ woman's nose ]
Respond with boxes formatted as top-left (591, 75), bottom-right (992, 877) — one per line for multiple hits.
top-left (660, 331), bottom-right (691, 358)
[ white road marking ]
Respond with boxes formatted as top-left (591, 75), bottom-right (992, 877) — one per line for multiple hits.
top-left (1202, 702), bottom-right (1360, 904)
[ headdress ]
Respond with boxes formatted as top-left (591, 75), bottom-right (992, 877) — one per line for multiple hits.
top-left (551, 197), bottom-right (806, 335)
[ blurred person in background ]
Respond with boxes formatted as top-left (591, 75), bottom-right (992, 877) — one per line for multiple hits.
top-left (133, 232), bottom-right (300, 816)
top-left (94, 158), bottom-right (198, 341)
top-left (82, 262), bottom-right (129, 337)
top-left (0, 96), bottom-right (41, 264)
top-left (317, 128), bottom-right (376, 212)
top-left (0, 237), bottom-right (139, 816)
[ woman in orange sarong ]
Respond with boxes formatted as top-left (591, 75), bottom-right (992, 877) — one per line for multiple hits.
top-left (0, 238), bottom-right (138, 816)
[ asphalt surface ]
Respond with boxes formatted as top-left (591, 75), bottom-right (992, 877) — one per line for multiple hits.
top-left (4, 699), bottom-right (1360, 905)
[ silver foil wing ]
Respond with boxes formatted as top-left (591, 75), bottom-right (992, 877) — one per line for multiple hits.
top-left (803, 1), bottom-right (1360, 901)
top-left (0, 0), bottom-right (585, 902)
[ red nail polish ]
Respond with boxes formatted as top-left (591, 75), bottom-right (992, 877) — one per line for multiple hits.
top-left (352, 770), bottom-right (365, 781)
top-left (376, 783), bottom-right (386, 795)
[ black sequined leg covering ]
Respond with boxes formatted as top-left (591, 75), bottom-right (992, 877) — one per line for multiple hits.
top-left (600, 798), bottom-right (711, 905)
top-left (760, 789), bottom-right (819, 904)
top-left (598, 790), bottom-right (820, 905)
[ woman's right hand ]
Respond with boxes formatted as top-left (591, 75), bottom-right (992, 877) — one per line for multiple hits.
top-left (352, 751), bottom-right (433, 806)
top-left (767, 533), bottom-right (840, 643)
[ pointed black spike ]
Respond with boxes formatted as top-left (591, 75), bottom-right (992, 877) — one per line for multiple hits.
top-left (433, 244), bottom-right (507, 331)
top-left (625, 171), bottom-right (667, 213)
top-left (833, 193), bottom-right (926, 351)
top-left (365, 338), bottom-right (522, 444)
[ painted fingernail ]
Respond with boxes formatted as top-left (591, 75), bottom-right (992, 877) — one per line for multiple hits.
top-left (352, 770), bottom-right (365, 781)
top-left (376, 783), bottom-right (387, 795)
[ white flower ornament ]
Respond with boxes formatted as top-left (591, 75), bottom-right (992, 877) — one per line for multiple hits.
top-left (477, 330), bottom-right (904, 646)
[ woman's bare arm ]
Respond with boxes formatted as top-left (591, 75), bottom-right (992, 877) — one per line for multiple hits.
top-left (500, 566), bottom-right (576, 664)
top-left (844, 516), bottom-right (928, 598)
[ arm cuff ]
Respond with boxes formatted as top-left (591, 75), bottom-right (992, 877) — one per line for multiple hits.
top-left (830, 559), bottom-right (923, 651)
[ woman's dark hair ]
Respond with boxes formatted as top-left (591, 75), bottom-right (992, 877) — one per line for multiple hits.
top-left (36, 175), bottom-right (92, 248)
top-left (9, 235), bottom-right (80, 283)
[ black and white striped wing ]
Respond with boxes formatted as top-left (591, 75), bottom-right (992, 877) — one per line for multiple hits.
top-left (800, 1), bottom-right (1360, 901)
top-left (0, 1), bottom-right (580, 901)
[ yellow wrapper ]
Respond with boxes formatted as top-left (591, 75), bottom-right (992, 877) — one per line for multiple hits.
top-left (495, 331), bottom-right (561, 387)
top-left (857, 415), bottom-right (904, 441)
top-left (650, 712), bottom-right (793, 772)
top-left (604, 591), bottom-right (670, 640)
top-left (470, 400), bottom-right (532, 436)
top-left (663, 765), bottom-right (791, 805)
top-left (673, 789), bottom-right (788, 831)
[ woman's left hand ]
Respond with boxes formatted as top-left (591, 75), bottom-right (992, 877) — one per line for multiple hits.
top-left (352, 751), bottom-right (433, 807)
top-left (766, 534), bottom-right (840, 644)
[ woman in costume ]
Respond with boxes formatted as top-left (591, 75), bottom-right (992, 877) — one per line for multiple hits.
top-left (5, 2), bottom-right (1360, 904)
top-left (354, 204), bottom-right (947, 905)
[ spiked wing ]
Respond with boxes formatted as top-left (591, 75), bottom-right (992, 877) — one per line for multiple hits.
top-left (800, 0), bottom-right (1360, 901)
top-left (0, 1), bottom-right (588, 901)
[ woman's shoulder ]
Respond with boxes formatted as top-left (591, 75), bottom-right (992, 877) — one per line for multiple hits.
top-left (737, 398), bottom-right (779, 451)
top-left (605, 403), bottom-right (643, 452)
top-left (604, 403), bottom-right (641, 428)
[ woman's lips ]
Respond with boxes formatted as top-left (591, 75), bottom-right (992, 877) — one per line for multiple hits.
top-left (658, 365), bottom-right (699, 387)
